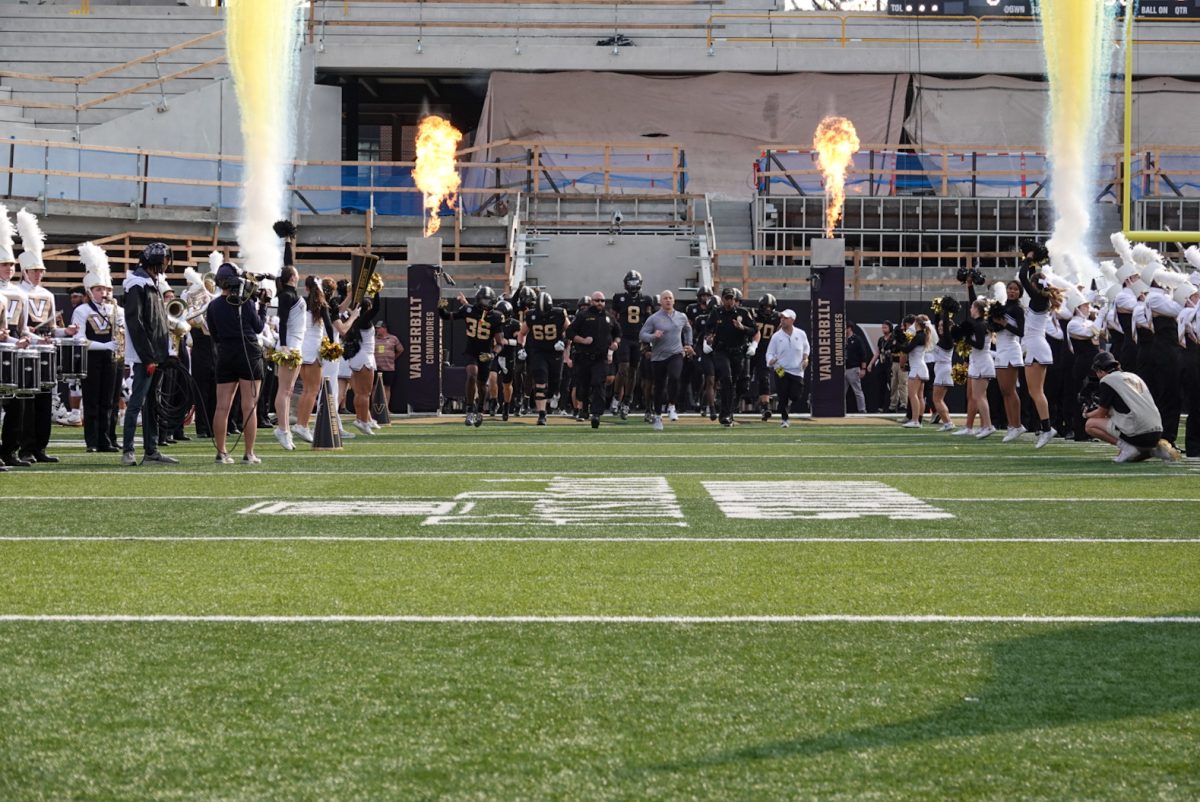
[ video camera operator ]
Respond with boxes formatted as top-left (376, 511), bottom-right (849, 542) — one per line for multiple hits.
top-left (120, 242), bottom-right (178, 467)
top-left (1082, 351), bottom-right (1180, 463)
top-left (205, 262), bottom-right (266, 465)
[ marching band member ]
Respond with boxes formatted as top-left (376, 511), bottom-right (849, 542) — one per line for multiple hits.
top-left (205, 262), bottom-right (266, 465)
top-left (73, 243), bottom-right (120, 453)
top-left (1182, 249), bottom-right (1200, 458)
top-left (16, 209), bottom-right (76, 464)
top-left (121, 242), bottom-right (178, 466)
top-left (1065, 289), bottom-right (1102, 442)
top-left (272, 265), bottom-right (305, 450)
top-left (1017, 241), bottom-right (1062, 448)
top-left (188, 253), bottom-right (220, 439)
top-left (0, 204), bottom-right (26, 470)
top-left (1137, 249), bottom-right (1186, 446)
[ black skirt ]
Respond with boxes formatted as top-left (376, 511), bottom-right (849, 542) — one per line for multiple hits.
top-left (215, 340), bottom-right (264, 384)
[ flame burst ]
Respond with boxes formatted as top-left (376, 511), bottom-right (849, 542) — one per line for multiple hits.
top-left (813, 116), bottom-right (860, 238)
top-left (414, 115), bottom-right (463, 237)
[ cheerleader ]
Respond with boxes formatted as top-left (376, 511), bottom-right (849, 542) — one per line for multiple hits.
top-left (272, 266), bottom-right (305, 450)
top-left (987, 280), bottom-right (1026, 442)
top-left (954, 299), bottom-right (996, 439)
top-left (292, 276), bottom-right (359, 443)
top-left (1017, 245), bottom-right (1063, 448)
top-left (929, 301), bottom-right (957, 431)
top-left (1065, 290), bottom-right (1103, 441)
top-left (894, 314), bottom-right (932, 428)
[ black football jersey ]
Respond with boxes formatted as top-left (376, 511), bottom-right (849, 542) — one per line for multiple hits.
top-left (612, 292), bottom-right (655, 339)
top-left (752, 309), bottom-right (781, 361)
top-left (523, 307), bottom-right (569, 353)
top-left (446, 304), bottom-right (502, 355)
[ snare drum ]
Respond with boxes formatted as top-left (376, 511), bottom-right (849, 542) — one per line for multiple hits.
top-left (15, 348), bottom-right (38, 397)
top-left (0, 342), bottom-right (15, 398)
top-left (55, 337), bottom-right (87, 380)
top-left (35, 343), bottom-right (57, 390)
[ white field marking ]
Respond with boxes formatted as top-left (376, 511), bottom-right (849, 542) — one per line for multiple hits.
top-left (20, 469), bottom-right (1199, 478)
top-left (7, 496), bottom-right (1200, 504)
top-left (55, 452), bottom-right (1127, 461)
top-left (239, 477), bottom-right (687, 528)
top-left (705, 481), bottom-right (954, 521)
top-left (2, 614), bottom-right (1198, 624)
top-left (2, 536), bottom-right (1198, 544)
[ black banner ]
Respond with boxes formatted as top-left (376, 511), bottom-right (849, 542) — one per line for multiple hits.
top-left (810, 266), bottom-right (846, 418)
top-left (406, 264), bottom-right (442, 413)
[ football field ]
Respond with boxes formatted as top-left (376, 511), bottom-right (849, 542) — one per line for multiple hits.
top-left (2, 418), bottom-right (1198, 801)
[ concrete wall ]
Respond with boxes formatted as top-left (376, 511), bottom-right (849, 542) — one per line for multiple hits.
top-left (529, 234), bottom-right (695, 302)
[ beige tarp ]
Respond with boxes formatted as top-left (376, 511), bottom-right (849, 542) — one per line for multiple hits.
top-left (470, 71), bottom-right (908, 201)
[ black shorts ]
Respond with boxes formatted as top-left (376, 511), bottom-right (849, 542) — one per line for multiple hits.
top-left (528, 351), bottom-right (563, 393)
top-left (752, 360), bottom-right (775, 394)
top-left (614, 339), bottom-right (642, 367)
top-left (1118, 429), bottom-right (1162, 449)
top-left (380, 370), bottom-right (395, 386)
top-left (215, 341), bottom-right (264, 384)
top-left (465, 351), bottom-right (494, 371)
top-left (491, 351), bottom-right (516, 383)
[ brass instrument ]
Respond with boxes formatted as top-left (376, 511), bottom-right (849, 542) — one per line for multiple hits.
top-left (165, 298), bottom-right (191, 353)
top-left (349, 252), bottom-right (381, 308)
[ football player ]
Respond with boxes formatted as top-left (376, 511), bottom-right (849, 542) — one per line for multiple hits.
top-left (487, 300), bottom-right (522, 421)
top-left (752, 294), bottom-right (781, 420)
top-left (439, 286), bottom-right (504, 426)
top-left (611, 270), bottom-right (656, 419)
top-left (518, 291), bottom-right (570, 426)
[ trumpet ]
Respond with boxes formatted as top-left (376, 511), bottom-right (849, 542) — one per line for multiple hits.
top-left (165, 297), bottom-right (188, 320)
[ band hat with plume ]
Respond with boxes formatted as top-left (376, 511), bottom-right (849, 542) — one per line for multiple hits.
top-left (1097, 261), bottom-right (1122, 301)
top-left (0, 203), bottom-right (15, 264)
top-left (1183, 246), bottom-right (1200, 285)
top-left (16, 208), bottom-right (46, 271)
top-left (1064, 286), bottom-right (1088, 312)
top-left (208, 251), bottom-right (223, 275)
top-left (183, 267), bottom-right (206, 294)
top-left (1132, 243), bottom-right (1165, 287)
top-left (990, 281), bottom-right (1007, 305)
top-left (1110, 232), bottom-right (1139, 282)
top-left (79, 242), bottom-right (112, 290)
top-left (156, 273), bottom-right (172, 295)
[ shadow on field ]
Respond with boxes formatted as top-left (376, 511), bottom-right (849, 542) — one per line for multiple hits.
top-left (650, 619), bottom-right (1200, 771)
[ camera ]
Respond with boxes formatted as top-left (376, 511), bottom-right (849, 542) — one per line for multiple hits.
top-left (611, 210), bottom-right (624, 226)
top-left (1077, 375), bottom-right (1102, 414)
top-left (956, 266), bottom-right (986, 286)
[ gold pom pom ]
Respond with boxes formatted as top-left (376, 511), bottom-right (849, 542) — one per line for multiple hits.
top-left (318, 337), bottom-right (344, 362)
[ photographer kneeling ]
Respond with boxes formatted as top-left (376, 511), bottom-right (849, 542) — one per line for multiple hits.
top-left (206, 263), bottom-right (266, 465)
top-left (1083, 351), bottom-right (1181, 464)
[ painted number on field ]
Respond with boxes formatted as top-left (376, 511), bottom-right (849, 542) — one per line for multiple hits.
top-left (703, 481), bottom-right (954, 521)
top-left (240, 476), bottom-right (686, 527)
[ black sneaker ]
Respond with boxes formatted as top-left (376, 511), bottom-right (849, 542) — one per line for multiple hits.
top-left (761, 406), bottom-right (771, 422)
top-left (537, 413), bottom-right (547, 426)
top-left (473, 413), bottom-right (483, 428)
top-left (28, 451), bottom-right (60, 464)
top-left (501, 403), bottom-right (509, 422)
top-left (591, 416), bottom-right (600, 429)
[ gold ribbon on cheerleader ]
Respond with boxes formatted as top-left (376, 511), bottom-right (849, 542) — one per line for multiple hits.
top-left (348, 252), bottom-right (382, 308)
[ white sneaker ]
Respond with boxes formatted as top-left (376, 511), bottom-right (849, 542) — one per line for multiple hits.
top-left (938, 422), bottom-right (956, 432)
top-left (291, 424), bottom-right (314, 444)
top-left (1151, 440), bottom-right (1182, 463)
top-left (1035, 428), bottom-right (1056, 449)
top-left (952, 427), bottom-right (975, 436)
top-left (352, 419), bottom-right (374, 436)
top-left (780, 420), bottom-right (790, 429)
top-left (667, 406), bottom-right (678, 422)
top-left (1113, 440), bottom-right (1142, 463)
top-left (369, 420), bottom-right (381, 430)
top-left (1001, 426), bottom-right (1027, 443)
top-left (338, 425), bottom-right (356, 440)
top-left (273, 428), bottom-right (295, 451)
top-left (975, 426), bottom-right (997, 440)
top-left (67, 409), bottom-right (83, 426)
top-left (901, 420), bottom-right (921, 429)
top-left (651, 415), bottom-right (664, 431)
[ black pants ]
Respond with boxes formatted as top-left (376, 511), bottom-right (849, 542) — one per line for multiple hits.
top-left (711, 349), bottom-right (744, 420)
top-left (82, 350), bottom-right (117, 449)
top-left (1142, 338), bottom-right (1181, 445)
top-left (777, 371), bottom-right (806, 421)
top-left (1069, 341), bottom-right (1097, 441)
top-left (18, 390), bottom-right (52, 456)
top-left (1048, 338), bottom-right (1069, 433)
top-left (575, 357), bottom-right (609, 418)
top-left (651, 354), bottom-right (683, 414)
top-left (191, 335), bottom-right (217, 436)
top-left (1, 396), bottom-right (26, 456)
top-left (1183, 341), bottom-right (1200, 458)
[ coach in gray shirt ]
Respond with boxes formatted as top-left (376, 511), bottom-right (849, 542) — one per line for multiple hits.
top-left (639, 290), bottom-right (694, 430)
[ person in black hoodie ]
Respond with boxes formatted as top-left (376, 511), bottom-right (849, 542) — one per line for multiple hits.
top-left (120, 242), bottom-right (178, 466)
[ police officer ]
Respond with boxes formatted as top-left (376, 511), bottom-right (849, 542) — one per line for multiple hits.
top-left (564, 291), bottom-right (621, 429)
top-left (705, 287), bottom-right (758, 426)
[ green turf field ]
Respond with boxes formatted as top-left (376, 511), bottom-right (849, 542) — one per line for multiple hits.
top-left (2, 419), bottom-right (1198, 801)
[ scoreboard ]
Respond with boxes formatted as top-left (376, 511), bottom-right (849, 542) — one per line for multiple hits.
top-left (887, 1), bottom-right (1200, 18)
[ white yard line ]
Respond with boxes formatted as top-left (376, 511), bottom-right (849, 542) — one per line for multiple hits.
top-left (1, 614), bottom-right (1197, 624)
top-left (2, 536), bottom-right (1196, 543)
